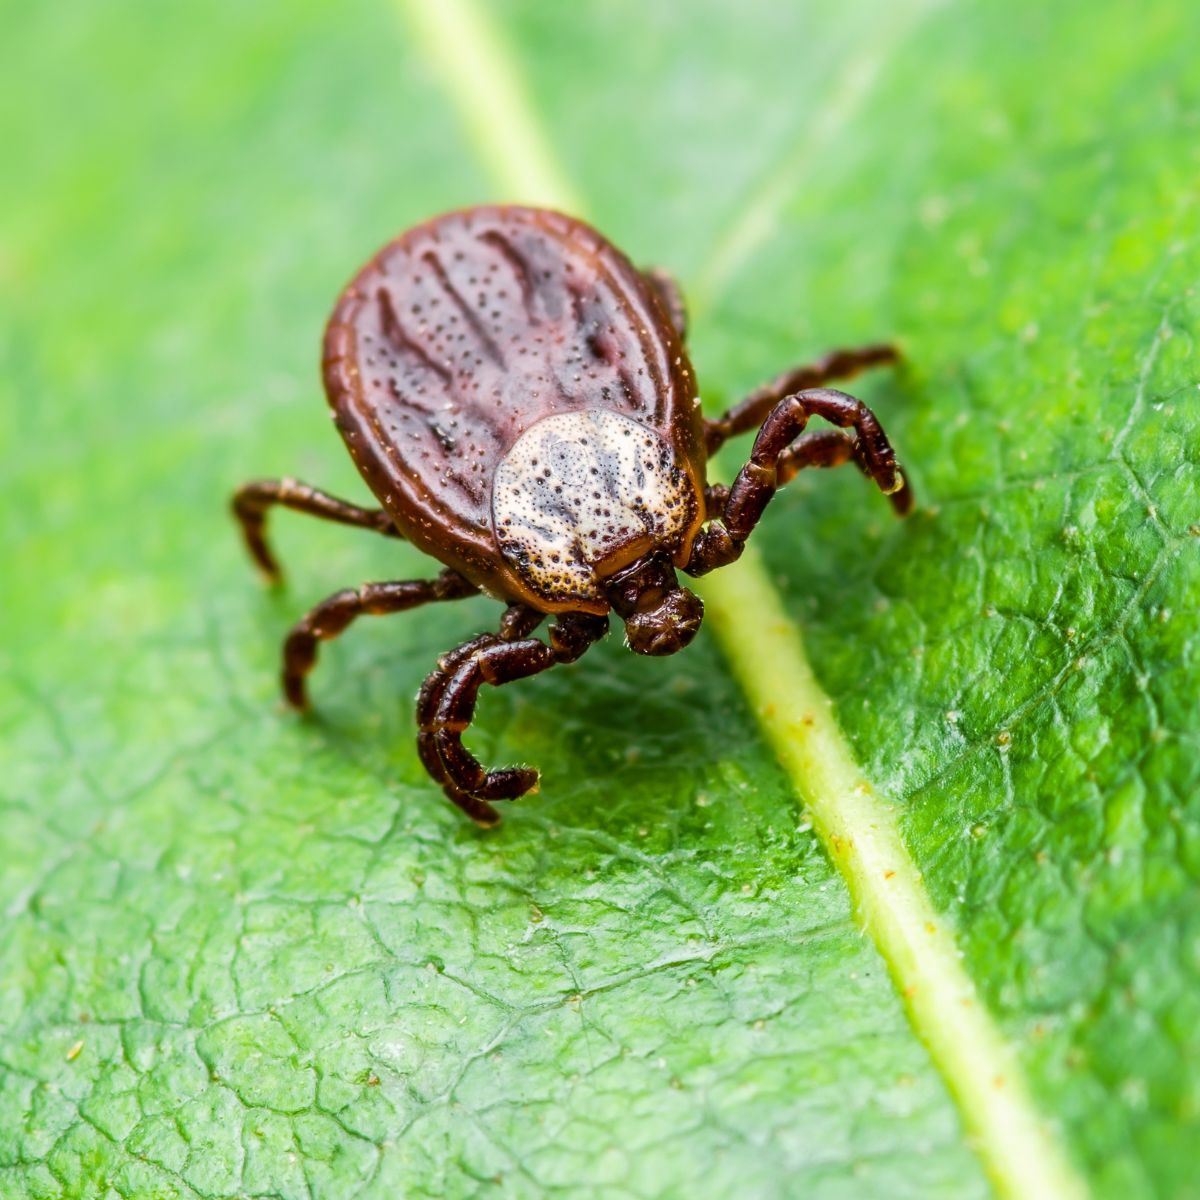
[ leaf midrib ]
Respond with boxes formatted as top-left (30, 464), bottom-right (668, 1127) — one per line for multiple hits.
top-left (395, 2), bottom-right (1090, 1196)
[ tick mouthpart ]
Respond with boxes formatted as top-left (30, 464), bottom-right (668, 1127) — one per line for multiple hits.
top-left (605, 554), bottom-right (705, 656)
top-left (623, 587), bottom-right (704, 656)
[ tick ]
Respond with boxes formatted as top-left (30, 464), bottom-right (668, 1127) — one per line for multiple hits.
top-left (233, 205), bottom-right (912, 825)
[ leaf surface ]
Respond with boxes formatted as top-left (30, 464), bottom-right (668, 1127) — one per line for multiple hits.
top-left (2, 1), bottom-right (1197, 1197)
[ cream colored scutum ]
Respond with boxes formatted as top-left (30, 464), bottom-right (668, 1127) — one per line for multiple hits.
top-left (491, 409), bottom-right (693, 602)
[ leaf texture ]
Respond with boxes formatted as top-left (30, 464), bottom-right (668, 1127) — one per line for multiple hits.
top-left (2, 0), bottom-right (1197, 1197)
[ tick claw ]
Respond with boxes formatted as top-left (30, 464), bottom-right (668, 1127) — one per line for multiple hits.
top-left (457, 792), bottom-right (501, 827)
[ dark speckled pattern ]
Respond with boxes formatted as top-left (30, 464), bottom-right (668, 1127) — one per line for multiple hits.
top-left (322, 206), bottom-right (707, 610)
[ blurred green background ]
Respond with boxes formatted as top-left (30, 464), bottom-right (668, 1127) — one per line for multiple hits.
top-left (3, 1), bottom-right (1198, 1197)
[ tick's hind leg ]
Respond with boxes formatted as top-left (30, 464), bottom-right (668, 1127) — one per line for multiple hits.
top-left (704, 344), bottom-right (898, 454)
top-left (232, 477), bottom-right (404, 582)
top-left (687, 387), bottom-right (911, 576)
top-left (282, 569), bottom-right (478, 710)
top-left (417, 610), bottom-right (608, 826)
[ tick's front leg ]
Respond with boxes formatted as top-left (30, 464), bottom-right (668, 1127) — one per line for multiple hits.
top-left (416, 611), bottom-right (609, 825)
top-left (776, 429), bottom-right (912, 516)
top-left (686, 387), bottom-right (911, 576)
top-left (704, 344), bottom-right (898, 454)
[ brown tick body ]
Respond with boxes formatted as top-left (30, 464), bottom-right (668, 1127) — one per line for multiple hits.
top-left (233, 206), bottom-right (912, 825)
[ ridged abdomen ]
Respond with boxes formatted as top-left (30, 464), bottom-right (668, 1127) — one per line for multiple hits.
top-left (322, 206), bottom-right (707, 609)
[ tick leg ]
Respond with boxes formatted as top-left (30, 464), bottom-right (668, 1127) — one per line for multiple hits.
top-left (643, 267), bottom-right (688, 341)
top-left (703, 482), bottom-right (729, 518)
top-left (232, 477), bottom-right (403, 582)
top-left (415, 634), bottom-right (501, 825)
top-left (686, 387), bottom-right (912, 576)
top-left (417, 612), bottom-right (608, 826)
top-left (700, 427), bottom-right (902, 511)
top-left (777, 429), bottom-right (911, 516)
top-left (414, 606), bottom-right (545, 823)
top-left (704, 343), bottom-right (898, 454)
top-left (282, 570), bottom-right (478, 711)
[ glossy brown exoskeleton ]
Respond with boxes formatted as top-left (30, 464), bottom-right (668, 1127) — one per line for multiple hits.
top-left (233, 206), bottom-right (912, 824)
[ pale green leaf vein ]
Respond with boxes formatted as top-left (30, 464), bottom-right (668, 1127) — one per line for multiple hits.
top-left (395, 2), bottom-right (1089, 1196)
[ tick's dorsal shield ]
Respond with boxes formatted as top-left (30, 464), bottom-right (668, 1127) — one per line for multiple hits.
top-left (321, 205), bottom-right (706, 610)
top-left (491, 409), bottom-right (696, 605)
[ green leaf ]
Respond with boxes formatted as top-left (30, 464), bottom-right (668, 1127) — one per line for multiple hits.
top-left (2, 1), bottom-right (1196, 1198)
